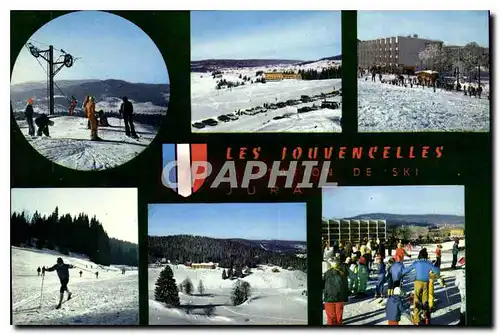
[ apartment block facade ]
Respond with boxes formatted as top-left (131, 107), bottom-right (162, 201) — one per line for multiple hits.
top-left (322, 219), bottom-right (387, 245)
top-left (358, 34), bottom-right (442, 69)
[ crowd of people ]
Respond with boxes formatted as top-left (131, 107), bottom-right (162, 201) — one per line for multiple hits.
top-left (23, 95), bottom-right (138, 141)
top-left (322, 237), bottom-right (465, 326)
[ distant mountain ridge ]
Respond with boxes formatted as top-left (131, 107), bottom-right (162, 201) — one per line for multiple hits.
top-left (10, 79), bottom-right (170, 109)
top-left (191, 56), bottom-right (341, 71)
top-left (337, 213), bottom-right (465, 227)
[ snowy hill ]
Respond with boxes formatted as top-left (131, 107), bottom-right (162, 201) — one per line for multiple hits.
top-left (346, 213), bottom-right (465, 227)
top-left (149, 264), bottom-right (307, 325)
top-left (15, 115), bottom-right (156, 171)
top-left (323, 241), bottom-right (465, 325)
top-left (191, 58), bottom-right (341, 132)
top-left (358, 76), bottom-right (489, 132)
top-left (11, 247), bottom-right (138, 325)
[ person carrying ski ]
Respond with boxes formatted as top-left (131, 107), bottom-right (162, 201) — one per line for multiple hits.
top-left (356, 256), bottom-right (369, 295)
top-left (45, 257), bottom-right (75, 309)
top-left (323, 257), bottom-right (349, 325)
top-left (69, 96), bottom-right (77, 116)
top-left (25, 98), bottom-right (35, 136)
top-left (35, 114), bottom-right (53, 137)
top-left (434, 244), bottom-right (442, 269)
top-left (386, 286), bottom-right (410, 325)
top-left (79, 270), bottom-right (83, 277)
top-left (85, 96), bottom-right (101, 141)
top-left (455, 258), bottom-right (466, 325)
top-left (119, 96), bottom-right (138, 138)
top-left (402, 248), bottom-right (441, 324)
top-left (375, 254), bottom-right (386, 298)
top-left (395, 243), bottom-right (411, 262)
top-left (451, 239), bottom-right (460, 269)
top-left (37, 266), bottom-right (41, 276)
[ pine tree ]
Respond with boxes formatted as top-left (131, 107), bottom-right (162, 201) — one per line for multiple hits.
top-left (231, 280), bottom-right (251, 306)
top-left (182, 277), bottom-right (193, 295)
top-left (154, 265), bottom-right (180, 307)
top-left (228, 267), bottom-right (234, 279)
top-left (198, 280), bottom-right (205, 295)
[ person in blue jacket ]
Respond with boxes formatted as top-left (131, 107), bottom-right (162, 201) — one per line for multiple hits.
top-left (375, 254), bottom-right (386, 298)
top-left (402, 248), bottom-right (440, 324)
top-left (389, 258), bottom-right (405, 290)
top-left (386, 286), bottom-right (410, 325)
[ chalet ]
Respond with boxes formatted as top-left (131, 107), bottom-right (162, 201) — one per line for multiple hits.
top-left (190, 262), bottom-right (216, 269)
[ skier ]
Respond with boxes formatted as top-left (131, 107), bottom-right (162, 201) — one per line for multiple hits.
top-left (79, 270), bottom-right (83, 278)
top-left (119, 96), bottom-right (138, 138)
top-left (37, 266), bottom-right (41, 276)
top-left (389, 258), bottom-right (405, 291)
top-left (402, 248), bottom-right (441, 324)
top-left (374, 254), bottom-right (386, 298)
top-left (451, 239), bottom-right (460, 269)
top-left (42, 266), bottom-right (46, 276)
top-left (122, 268), bottom-right (126, 275)
top-left (386, 286), bottom-right (410, 325)
top-left (45, 257), bottom-right (75, 309)
top-left (323, 257), bottom-right (349, 325)
top-left (386, 257), bottom-right (395, 296)
top-left (35, 114), bottom-right (53, 137)
top-left (395, 243), bottom-right (411, 262)
top-left (25, 97), bottom-right (35, 136)
top-left (95, 271), bottom-right (99, 279)
top-left (455, 258), bottom-right (466, 325)
top-left (434, 244), bottom-right (442, 269)
top-left (85, 96), bottom-right (101, 141)
top-left (69, 96), bottom-right (77, 116)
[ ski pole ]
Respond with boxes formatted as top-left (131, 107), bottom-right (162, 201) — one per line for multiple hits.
top-left (39, 274), bottom-right (45, 310)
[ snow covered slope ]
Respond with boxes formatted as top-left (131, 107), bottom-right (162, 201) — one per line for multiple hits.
top-left (358, 77), bottom-right (489, 132)
top-left (323, 242), bottom-right (465, 325)
top-left (15, 115), bottom-right (157, 171)
top-left (11, 247), bottom-right (139, 325)
top-left (149, 265), bottom-right (307, 325)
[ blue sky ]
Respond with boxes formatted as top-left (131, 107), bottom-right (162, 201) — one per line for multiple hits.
top-left (11, 188), bottom-right (138, 243)
top-left (358, 11), bottom-right (489, 47)
top-left (191, 11), bottom-right (341, 61)
top-left (11, 10), bottom-right (169, 85)
top-left (148, 203), bottom-right (307, 241)
top-left (322, 186), bottom-right (465, 218)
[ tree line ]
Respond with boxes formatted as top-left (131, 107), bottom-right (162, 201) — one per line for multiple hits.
top-left (149, 235), bottom-right (307, 272)
top-left (298, 66), bottom-right (342, 80)
top-left (11, 207), bottom-right (138, 266)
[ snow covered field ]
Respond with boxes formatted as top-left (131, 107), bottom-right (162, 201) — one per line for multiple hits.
top-left (15, 115), bottom-right (157, 171)
top-left (149, 265), bottom-right (307, 325)
top-left (358, 77), bottom-right (490, 132)
top-left (11, 247), bottom-right (139, 325)
top-left (322, 241), bottom-right (465, 325)
top-left (191, 62), bottom-right (342, 133)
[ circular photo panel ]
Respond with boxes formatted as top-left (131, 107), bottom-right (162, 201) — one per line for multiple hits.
top-left (11, 11), bottom-right (170, 171)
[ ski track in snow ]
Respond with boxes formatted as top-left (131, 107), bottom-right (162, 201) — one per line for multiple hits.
top-left (358, 77), bottom-right (490, 132)
top-left (12, 247), bottom-right (139, 325)
top-left (149, 265), bottom-right (307, 325)
top-left (323, 242), bottom-right (464, 326)
top-left (191, 69), bottom-right (342, 133)
top-left (15, 115), bottom-right (157, 171)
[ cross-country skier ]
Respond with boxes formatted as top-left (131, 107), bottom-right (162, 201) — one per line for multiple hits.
top-left (42, 266), bottom-right (46, 276)
top-left (45, 257), bottom-right (75, 309)
top-left (402, 248), bottom-right (441, 324)
top-left (451, 239), bottom-right (460, 269)
top-left (25, 98), bottom-right (35, 136)
top-left (119, 96), bottom-right (138, 138)
top-left (37, 266), bottom-right (41, 276)
top-left (69, 96), bottom-right (77, 116)
top-left (35, 114), bottom-right (53, 137)
top-left (455, 258), bottom-right (466, 325)
top-left (386, 286), bottom-right (410, 325)
top-left (95, 271), bottom-right (99, 279)
top-left (79, 270), bottom-right (83, 277)
top-left (323, 257), bottom-right (349, 325)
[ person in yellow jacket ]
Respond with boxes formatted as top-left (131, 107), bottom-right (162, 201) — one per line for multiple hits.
top-left (85, 96), bottom-right (101, 141)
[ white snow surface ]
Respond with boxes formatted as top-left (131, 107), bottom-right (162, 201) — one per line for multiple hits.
top-left (15, 115), bottom-right (157, 171)
top-left (191, 62), bottom-right (341, 133)
top-left (323, 241), bottom-right (465, 325)
top-left (149, 264), bottom-right (307, 325)
top-left (11, 247), bottom-right (139, 325)
top-left (358, 77), bottom-right (490, 132)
